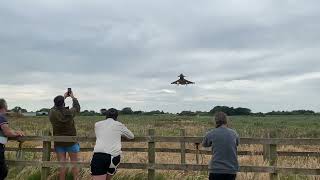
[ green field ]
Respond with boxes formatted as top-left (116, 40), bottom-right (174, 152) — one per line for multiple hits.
top-left (5, 115), bottom-right (320, 180)
top-left (8, 114), bottom-right (320, 138)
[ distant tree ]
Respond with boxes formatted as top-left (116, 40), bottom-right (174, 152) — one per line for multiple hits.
top-left (80, 110), bottom-right (99, 116)
top-left (11, 106), bottom-right (28, 113)
top-left (251, 112), bottom-right (265, 117)
top-left (100, 108), bottom-right (107, 115)
top-left (234, 107), bottom-right (251, 115)
top-left (133, 111), bottom-right (143, 115)
top-left (292, 110), bottom-right (315, 115)
top-left (90, 110), bottom-right (97, 115)
top-left (80, 110), bottom-right (89, 116)
top-left (144, 110), bottom-right (162, 115)
top-left (210, 106), bottom-right (252, 116)
top-left (179, 111), bottom-right (197, 116)
top-left (266, 110), bottom-right (316, 115)
top-left (121, 107), bottom-right (133, 115)
top-left (210, 106), bottom-right (235, 115)
top-left (11, 106), bottom-right (22, 113)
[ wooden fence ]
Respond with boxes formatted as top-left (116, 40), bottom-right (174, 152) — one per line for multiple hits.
top-left (6, 129), bottom-right (320, 180)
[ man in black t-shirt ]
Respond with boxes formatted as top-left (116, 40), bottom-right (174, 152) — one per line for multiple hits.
top-left (0, 98), bottom-right (24, 180)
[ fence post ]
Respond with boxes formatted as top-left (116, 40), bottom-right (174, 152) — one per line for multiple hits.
top-left (263, 132), bottom-right (278, 180)
top-left (16, 141), bottom-right (25, 172)
top-left (41, 130), bottom-right (51, 180)
top-left (148, 129), bottom-right (155, 180)
top-left (195, 143), bottom-right (200, 165)
top-left (180, 129), bottom-right (186, 166)
top-left (263, 133), bottom-right (270, 162)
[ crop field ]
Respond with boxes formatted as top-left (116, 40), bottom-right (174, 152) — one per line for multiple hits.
top-left (5, 115), bottom-right (320, 180)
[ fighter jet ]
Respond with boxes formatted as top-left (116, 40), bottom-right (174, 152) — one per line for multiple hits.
top-left (171, 74), bottom-right (195, 85)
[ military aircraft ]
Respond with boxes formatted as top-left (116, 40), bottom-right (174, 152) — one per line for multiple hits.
top-left (171, 74), bottom-right (195, 85)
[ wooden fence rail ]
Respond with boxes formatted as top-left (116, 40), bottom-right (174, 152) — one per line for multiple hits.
top-left (6, 129), bottom-right (320, 180)
top-left (6, 147), bottom-right (320, 157)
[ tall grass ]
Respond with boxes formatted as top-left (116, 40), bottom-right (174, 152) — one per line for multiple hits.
top-left (7, 115), bottom-right (320, 138)
top-left (5, 115), bottom-right (320, 179)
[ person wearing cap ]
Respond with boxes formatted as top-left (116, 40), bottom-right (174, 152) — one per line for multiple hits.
top-left (202, 112), bottom-right (240, 180)
top-left (90, 108), bottom-right (134, 180)
top-left (0, 98), bottom-right (25, 180)
top-left (49, 92), bottom-right (80, 180)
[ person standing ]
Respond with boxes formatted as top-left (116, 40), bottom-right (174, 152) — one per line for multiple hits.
top-left (90, 108), bottom-right (134, 180)
top-left (202, 112), bottom-right (240, 180)
top-left (0, 98), bottom-right (24, 180)
top-left (49, 91), bottom-right (80, 180)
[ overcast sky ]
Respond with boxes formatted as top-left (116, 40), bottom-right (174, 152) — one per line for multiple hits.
top-left (1, 1), bottom-right (320, 113)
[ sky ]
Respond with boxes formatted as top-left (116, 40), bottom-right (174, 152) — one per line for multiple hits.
top-left (1, 1), bottom-right (320, 113)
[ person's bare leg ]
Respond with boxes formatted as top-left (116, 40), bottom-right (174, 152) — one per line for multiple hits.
top-left (69, 152), bottom-right (79, 180)
top-left (57, 152), bottom-right (67, 180)
top-left (106, 175), bottom-right (113, 180)
top-left (92, 175), bottom-right (107, 180)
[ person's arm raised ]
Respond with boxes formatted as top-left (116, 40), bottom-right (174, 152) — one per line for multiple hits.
top-left (68, 92), bottom-right (80, 116)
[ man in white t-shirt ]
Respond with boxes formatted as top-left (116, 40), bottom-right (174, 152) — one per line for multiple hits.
top-left (90, 108), bottom-right (134, 180)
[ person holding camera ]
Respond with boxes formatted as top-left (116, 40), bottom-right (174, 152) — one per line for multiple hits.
top-left (0, 98), bottom-right (25, 180)
top-left (49, 90), bottom-right (80, 180)
top-left (90, 108), bottom-right (134, 180)
top-left (202, 112), bottom-right (239, 180)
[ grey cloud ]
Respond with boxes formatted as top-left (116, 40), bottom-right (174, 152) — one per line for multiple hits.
top-left (1, 1), bottom-right (320, 112)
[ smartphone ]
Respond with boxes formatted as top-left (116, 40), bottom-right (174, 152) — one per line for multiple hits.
top-left (67, 88), bottom-right (72, 96)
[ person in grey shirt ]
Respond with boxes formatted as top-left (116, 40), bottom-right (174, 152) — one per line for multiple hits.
top-left (202, 112), bottom-right (240, 180)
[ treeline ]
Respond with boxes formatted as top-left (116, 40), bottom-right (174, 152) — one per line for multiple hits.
top-left (208, 106), bottom-right (317, 116)
top-left (9, 106), bottom-right (318, 116)
top-left (264, 110), bottom-right (316, 115)
top-left (78, 107), bottom-right (318, 116)
top-left (98, 106), bottom-right (253, 116)
top-left (100, 107), bottom-right (166, 116)
top-left (176, 106), bottom-right (252, 116)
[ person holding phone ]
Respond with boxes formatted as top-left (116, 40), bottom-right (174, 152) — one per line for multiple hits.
top-left (202, 112), bottom-right (240, 180)
top-left (49, 90), bottom-right (81, 180)
top-left (0, 98), bottom-right (25, 180)
top-left (90, 108), bottom-right (134, 180)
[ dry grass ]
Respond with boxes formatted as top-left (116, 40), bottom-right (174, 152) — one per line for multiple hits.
top-left (6, 143), bottom-right (320, 179)
top-left (5, 115), bottom-right (320, 179)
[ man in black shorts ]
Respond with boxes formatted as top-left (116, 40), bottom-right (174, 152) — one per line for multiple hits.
top-left (91, 108), bottom-right (134, 180)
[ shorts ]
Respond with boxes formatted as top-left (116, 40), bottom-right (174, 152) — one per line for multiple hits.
top-left (55, 143), bottom-right (80, 153)
top-left (209, 173), bottom-right (236, 180)
top-left (90, 153), bottom-right (121, 176)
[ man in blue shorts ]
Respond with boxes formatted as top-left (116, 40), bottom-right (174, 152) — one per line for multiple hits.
top-left (49, 92), bottom-right (80, 180)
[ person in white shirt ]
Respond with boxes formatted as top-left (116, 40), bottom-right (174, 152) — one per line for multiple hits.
top-left (90, 108), bottom-right (134, 180)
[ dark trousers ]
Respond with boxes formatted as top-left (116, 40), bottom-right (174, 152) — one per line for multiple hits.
top-left (0, 145), bottom-right (8, 180)
top-left (209, 173), bottom-right (236, 180)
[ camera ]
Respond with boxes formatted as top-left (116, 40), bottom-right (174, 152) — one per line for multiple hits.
top-left (67, 88), bottom-right (72, 96)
